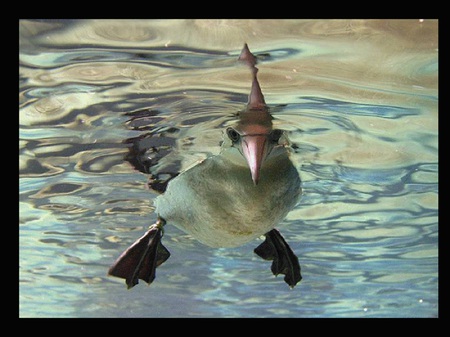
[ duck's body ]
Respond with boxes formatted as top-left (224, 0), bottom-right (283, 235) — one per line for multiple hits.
top-left (109, 43), bottom-right (303, 289)
top-left (155, 145), bottom-right (301, 248)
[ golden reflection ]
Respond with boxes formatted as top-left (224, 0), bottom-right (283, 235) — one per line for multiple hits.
top-left (37, 203), bottom-right (88, 214)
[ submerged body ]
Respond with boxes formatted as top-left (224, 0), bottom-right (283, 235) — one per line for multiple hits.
top-left (109, 43), bottom-right (303, 289)
top-left (155, 144), bottom-right (301, 248)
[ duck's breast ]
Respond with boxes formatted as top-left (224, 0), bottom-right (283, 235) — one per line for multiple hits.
top-left (154, 155), bottom-right (301, 247)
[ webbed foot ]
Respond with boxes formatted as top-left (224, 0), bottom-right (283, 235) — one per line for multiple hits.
top-left (254, 228), bottom-right (302, 288)
top-left (108, 218), bottom-right (170, 289)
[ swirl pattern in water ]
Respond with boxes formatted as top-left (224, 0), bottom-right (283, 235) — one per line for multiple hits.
top-left (19, 19), bottom-right (438, 317)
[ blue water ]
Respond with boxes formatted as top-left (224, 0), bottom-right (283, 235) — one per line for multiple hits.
top-left (19, 19), bottom-right (438, 317)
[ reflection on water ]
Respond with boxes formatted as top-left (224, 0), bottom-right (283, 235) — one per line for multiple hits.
top-left (19, 19), bottom-right (438, 317)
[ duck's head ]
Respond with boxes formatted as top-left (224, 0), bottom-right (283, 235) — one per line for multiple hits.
top-left (224, 110), bottom-right (285, 185)
top-left (222, 43), bottom-right (288, 185)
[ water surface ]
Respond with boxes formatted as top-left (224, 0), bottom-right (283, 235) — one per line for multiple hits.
top-left (19, 19), bottom-right (438, 317)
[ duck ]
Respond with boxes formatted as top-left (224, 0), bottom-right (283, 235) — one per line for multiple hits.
top-left (108, 43), bottom-right (302, 289)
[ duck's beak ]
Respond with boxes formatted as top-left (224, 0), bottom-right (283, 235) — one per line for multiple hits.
top-left (242, 135), bottom-right (268, 185)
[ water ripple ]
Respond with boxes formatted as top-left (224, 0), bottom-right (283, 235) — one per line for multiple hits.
top-left (19, 19), bottom-right (438, 318)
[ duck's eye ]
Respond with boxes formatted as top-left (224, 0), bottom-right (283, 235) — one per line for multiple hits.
top-left (226, 127), bottom-right (241, 142)
top-left (269, 129), bottom-right (283, 143)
